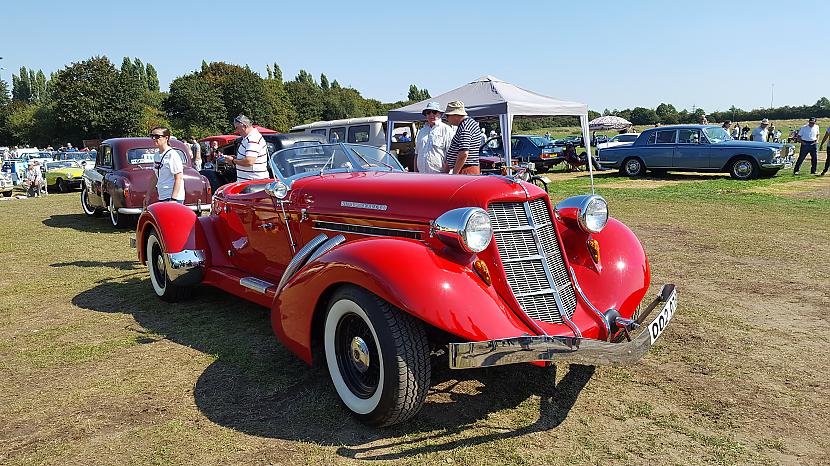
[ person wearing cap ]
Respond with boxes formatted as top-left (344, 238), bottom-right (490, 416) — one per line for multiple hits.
top-left (750, 118), bottom-right (770, 142)
top-left (445, 101), bottom-right (482, 175)
top-left (224, 114), bottom-right (269, 181)
top-left (414, 102), bottom-right (455, 174)
top-left (794, 117), bottom-right (821, 175)
top-left (24, 161), bottom-right (43, 197)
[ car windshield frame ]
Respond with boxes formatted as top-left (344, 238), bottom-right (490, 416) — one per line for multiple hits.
top-left (702, 126), bottom-right (732, 143)
top-left (269, 142), bottom-right (404, 185)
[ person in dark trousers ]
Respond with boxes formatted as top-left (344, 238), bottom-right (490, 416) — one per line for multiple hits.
top-left (817, 124), bottom-right (830, 176)
top-left (794, 117), bottom-right (820, 175)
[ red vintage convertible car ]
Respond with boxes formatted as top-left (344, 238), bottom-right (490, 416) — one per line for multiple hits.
top-left (134, 142), bottom-right (678, 426)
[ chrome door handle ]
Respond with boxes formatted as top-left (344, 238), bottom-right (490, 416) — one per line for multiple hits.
top-left (259, 222), bottom-right (275, 230)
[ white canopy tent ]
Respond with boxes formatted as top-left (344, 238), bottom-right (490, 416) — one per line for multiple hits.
top-left (387, 75), bottom-right (596, 188)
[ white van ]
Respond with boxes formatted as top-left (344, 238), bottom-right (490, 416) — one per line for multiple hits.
top-left (290, 116), bottom-right (417, 170)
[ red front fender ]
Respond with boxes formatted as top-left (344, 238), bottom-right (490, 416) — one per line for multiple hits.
top-left (273, 238), bottom-right (534, 365)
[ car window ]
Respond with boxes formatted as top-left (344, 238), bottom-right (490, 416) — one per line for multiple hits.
top-left (310, 129), bottom-right (326, 137)
top-left (619, 134), bottom-right (638, 142)
top-left (511, 138), bottom-right (521, 150)
top-left (528, 136), bottom-right (549, 147)
top-left (329, 127), bottom-right (346, 143)
top-left (656, 130), bottom-right (676, 144)
top-left (677, 129), bottom-right (700, 144)
top-left (99, 145), bottom-right (113, 167)
top-left (645, 133), bottom-right (657, 145)
top-left (348, 125), bottom-right (371, 143)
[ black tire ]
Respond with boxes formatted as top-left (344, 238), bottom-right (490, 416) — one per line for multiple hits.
top-left (146, 228), bottom-right (192, 302)
top-left (621, 157), bottom-right (646, 177)
top-left (81, 189), bottom-right (102, 217)
top-left (324, 285), bottom-right (430, 427)
top-left (730, 157), bottom-right (758, 180)
top-left (109, 196), bottom-right (132, 229)
top-left (57, 178), bottom-right (69, 193)
top-left (2, 191), bottom-right (11, 197)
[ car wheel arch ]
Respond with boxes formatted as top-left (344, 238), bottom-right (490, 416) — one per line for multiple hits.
top-left (721, 154), bottom-right (756, 171)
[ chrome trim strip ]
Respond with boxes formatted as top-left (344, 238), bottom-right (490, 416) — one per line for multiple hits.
top-left (117, 207), bottom-right (143, 215)
top-left (276, 233), bottom-right (328, 294)
top-left (313, 220), bottom-right (421, 239)
top-left (306, 234), bottom-right (345, 264)
top-left (524, 202), bottom-right (581, 338)
top-left (569, 266), bottom-right (610, 336)
top-left (240, 277), bottom-right (275, 294)
top-left (500, 254), bottom-right (545, 264)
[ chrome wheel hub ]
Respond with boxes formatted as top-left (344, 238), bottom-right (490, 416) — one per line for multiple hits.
top-left (350, 336), bottom-right (370, 373)
top-left (155, 254), bottom-right (165, 275)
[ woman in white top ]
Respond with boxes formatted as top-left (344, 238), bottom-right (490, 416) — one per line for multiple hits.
top-left (151, 126), bottom-right (185, 203)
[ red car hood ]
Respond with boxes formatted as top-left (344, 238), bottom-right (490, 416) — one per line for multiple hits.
top-left (293, 171), bottom-right (541, 223)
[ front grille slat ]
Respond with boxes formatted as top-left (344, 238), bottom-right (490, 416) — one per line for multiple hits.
top-left (488, 199), bottom-right (577, 324)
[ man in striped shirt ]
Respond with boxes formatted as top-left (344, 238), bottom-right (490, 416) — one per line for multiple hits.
top-left (444, 101), bottom-right (481, 175)
top-left (223, 114), bottom-right (269, 181)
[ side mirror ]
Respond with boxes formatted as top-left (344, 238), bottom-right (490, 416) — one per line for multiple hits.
top-left (265, 181), bottom-right (289, 199)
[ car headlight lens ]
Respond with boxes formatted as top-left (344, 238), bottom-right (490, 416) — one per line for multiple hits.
top-left (582, 197), bottom-right (608, 233)
top-left (433, 207), bottom-right (493, 253)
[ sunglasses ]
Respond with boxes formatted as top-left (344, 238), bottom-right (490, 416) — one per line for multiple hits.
top-left (150, 134), bottom-right (165, 140)
top-left (424, 110), bottom-right (441, 116)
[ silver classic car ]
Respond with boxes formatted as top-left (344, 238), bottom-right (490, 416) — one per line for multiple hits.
top-left (598, 125), bottom-right (794, 180)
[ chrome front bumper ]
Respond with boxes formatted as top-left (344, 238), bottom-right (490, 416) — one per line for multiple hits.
top-left (449, 285), bottom-right (677, 369)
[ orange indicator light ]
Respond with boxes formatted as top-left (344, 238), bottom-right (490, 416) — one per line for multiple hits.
top-left (473, 259), bottom-right (492, 285)
top-left (587, 238), bottom-right (600, 264)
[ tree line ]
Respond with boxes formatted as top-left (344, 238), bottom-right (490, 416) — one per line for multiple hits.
top-left (0, 56), bottom-right (430, 148)
top-left (3, 55), bottom-right (829, 148)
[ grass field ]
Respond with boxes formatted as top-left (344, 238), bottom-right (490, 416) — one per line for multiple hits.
top-left (1, 170), bottom-right (829, 465)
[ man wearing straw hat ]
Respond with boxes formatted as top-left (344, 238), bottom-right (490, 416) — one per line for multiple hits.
top-left (444, 101), bottom-right (482, 175)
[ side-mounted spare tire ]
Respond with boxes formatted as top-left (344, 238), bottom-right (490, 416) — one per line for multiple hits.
top-left (324, 285), bottom-right (431, 427)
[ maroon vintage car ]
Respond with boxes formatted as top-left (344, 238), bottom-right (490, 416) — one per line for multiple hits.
top-left (81, 138), bottom-right (212, 228)
top-left (134, 142), bottom-right (678, 426)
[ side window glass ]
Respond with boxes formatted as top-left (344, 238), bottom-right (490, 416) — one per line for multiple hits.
top-left (348, 125), bottom-right (371, 143)
top-left (646, 133), bottom-right (656, 145)
top-left (310, 129), bottom-right (326, 136)
top-left (100, 145), bottom-right (113, 167)
top-left (511, 138), bottom-right (521, 150)
top-left (656, 130), bottom-right (676, 144)
top-left (678, 129), bottom-right (700, 144)
top-left (329, 127), bottom-right (346, 143)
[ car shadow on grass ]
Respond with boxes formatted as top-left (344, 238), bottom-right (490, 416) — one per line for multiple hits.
top-left (51, 260), bottom-right (140, 271)
top-left (72, 275), bottom-right (595, 459)
top-left (43, 213), bottom-right (121, 233)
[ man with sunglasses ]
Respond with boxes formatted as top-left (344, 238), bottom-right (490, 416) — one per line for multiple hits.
top-left (150, 126), bottom-right (184, 204)
top-left (224, 114), bottom-right (268, 181)
top-left (414, 102), bottom-right (455, 173)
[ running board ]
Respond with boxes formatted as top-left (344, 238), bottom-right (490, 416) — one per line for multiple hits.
top-left (240, 277), bottom-right (275, 294)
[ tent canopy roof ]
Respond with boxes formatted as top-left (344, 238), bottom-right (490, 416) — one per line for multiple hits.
top-left (387, 76), bottom-right (588, 121)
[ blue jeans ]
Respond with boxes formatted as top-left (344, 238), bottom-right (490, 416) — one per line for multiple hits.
top-left (795, 141), bottom-right (817, 173)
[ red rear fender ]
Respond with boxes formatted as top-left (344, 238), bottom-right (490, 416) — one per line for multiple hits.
top-left (273, 238), bottom-right (534, 364)
top-left (136, 202), bottom-right (211, 264)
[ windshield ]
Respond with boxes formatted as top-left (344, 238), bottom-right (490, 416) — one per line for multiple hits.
top-left (528, 136), bottom-right (550, 147)
top-left (270, 143), bottom-right (403, 181)
top-left (702, 127), bottom-right (732, 143)
top-left (47, 161), bottom-right (78, 170)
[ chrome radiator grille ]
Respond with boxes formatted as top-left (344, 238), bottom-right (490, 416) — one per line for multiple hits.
top-left (488, 199), bottom-right (577, 324)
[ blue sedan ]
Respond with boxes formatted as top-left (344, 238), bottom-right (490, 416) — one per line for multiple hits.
top-left (480, 135), bottom-right (564, 171)
top-left (597, 125), bottom-right (794, 180)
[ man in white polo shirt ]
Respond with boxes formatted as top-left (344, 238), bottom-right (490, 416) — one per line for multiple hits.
top-left (794, 117), bottom-right (820, 175)
top-left (414, 102), bottom-right (455, 173)
top-left (224, 114), bottom-right (269, 181)
top-left (750, 118), bottom-right (770, 142)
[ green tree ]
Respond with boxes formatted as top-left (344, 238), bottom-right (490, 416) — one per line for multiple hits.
top-left (0, 79), bottom-right (10, 107)
top-left (133, 58), bottom-right (147, 91)
top-left (50, 56), bottom-right (144, 141)
top-left (655, 103), bottom-right (679, 124)
top-left (630, 107), bottom-right (659, 125)
top-left (165, 72), bottom-right (227, 136)
top-left (146, 64), bottom-right (160, 92)
top-left (320, 73), bottom-right (330, 91)
top-left (12, 66), bottom-right (31, 102)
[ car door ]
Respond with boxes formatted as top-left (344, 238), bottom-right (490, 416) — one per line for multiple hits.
top-left (673, 129), bottom-right (709, 169)
top-left (88, 144), bottom-right (112, 207)
top-left (638, 130), bottom-right (676, 168)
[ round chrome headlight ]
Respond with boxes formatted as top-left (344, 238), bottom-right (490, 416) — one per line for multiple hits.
top-left (581, 196), bottom-right (608, 233)
top-left (433, 207), bottom-right (493, 253)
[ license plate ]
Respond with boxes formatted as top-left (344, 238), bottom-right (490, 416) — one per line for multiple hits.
top-left (648, 290), bottom-right (677, 344)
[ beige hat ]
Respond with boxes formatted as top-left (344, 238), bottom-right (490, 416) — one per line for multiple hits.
top-left (444, 101), bottom-right (467, 116)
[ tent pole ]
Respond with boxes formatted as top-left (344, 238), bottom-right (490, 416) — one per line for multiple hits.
top-left (501, 113), bottom-right (513, 176)
top-left (580, 114), bottom-right (595, 194)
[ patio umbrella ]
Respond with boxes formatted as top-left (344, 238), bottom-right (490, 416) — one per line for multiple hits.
top-left (588, 115), bottom-right (632, 131)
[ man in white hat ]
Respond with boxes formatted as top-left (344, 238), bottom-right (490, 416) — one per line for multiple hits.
top-left (444, 101), bottom-right (482, 175)
top-left (414, 102), bottom-right (456, 173)
top-left (750, 118), bottom-right (770, 142)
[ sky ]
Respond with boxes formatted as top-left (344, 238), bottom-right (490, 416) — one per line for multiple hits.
top-left (2, 0), bottom-right (828, 115)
